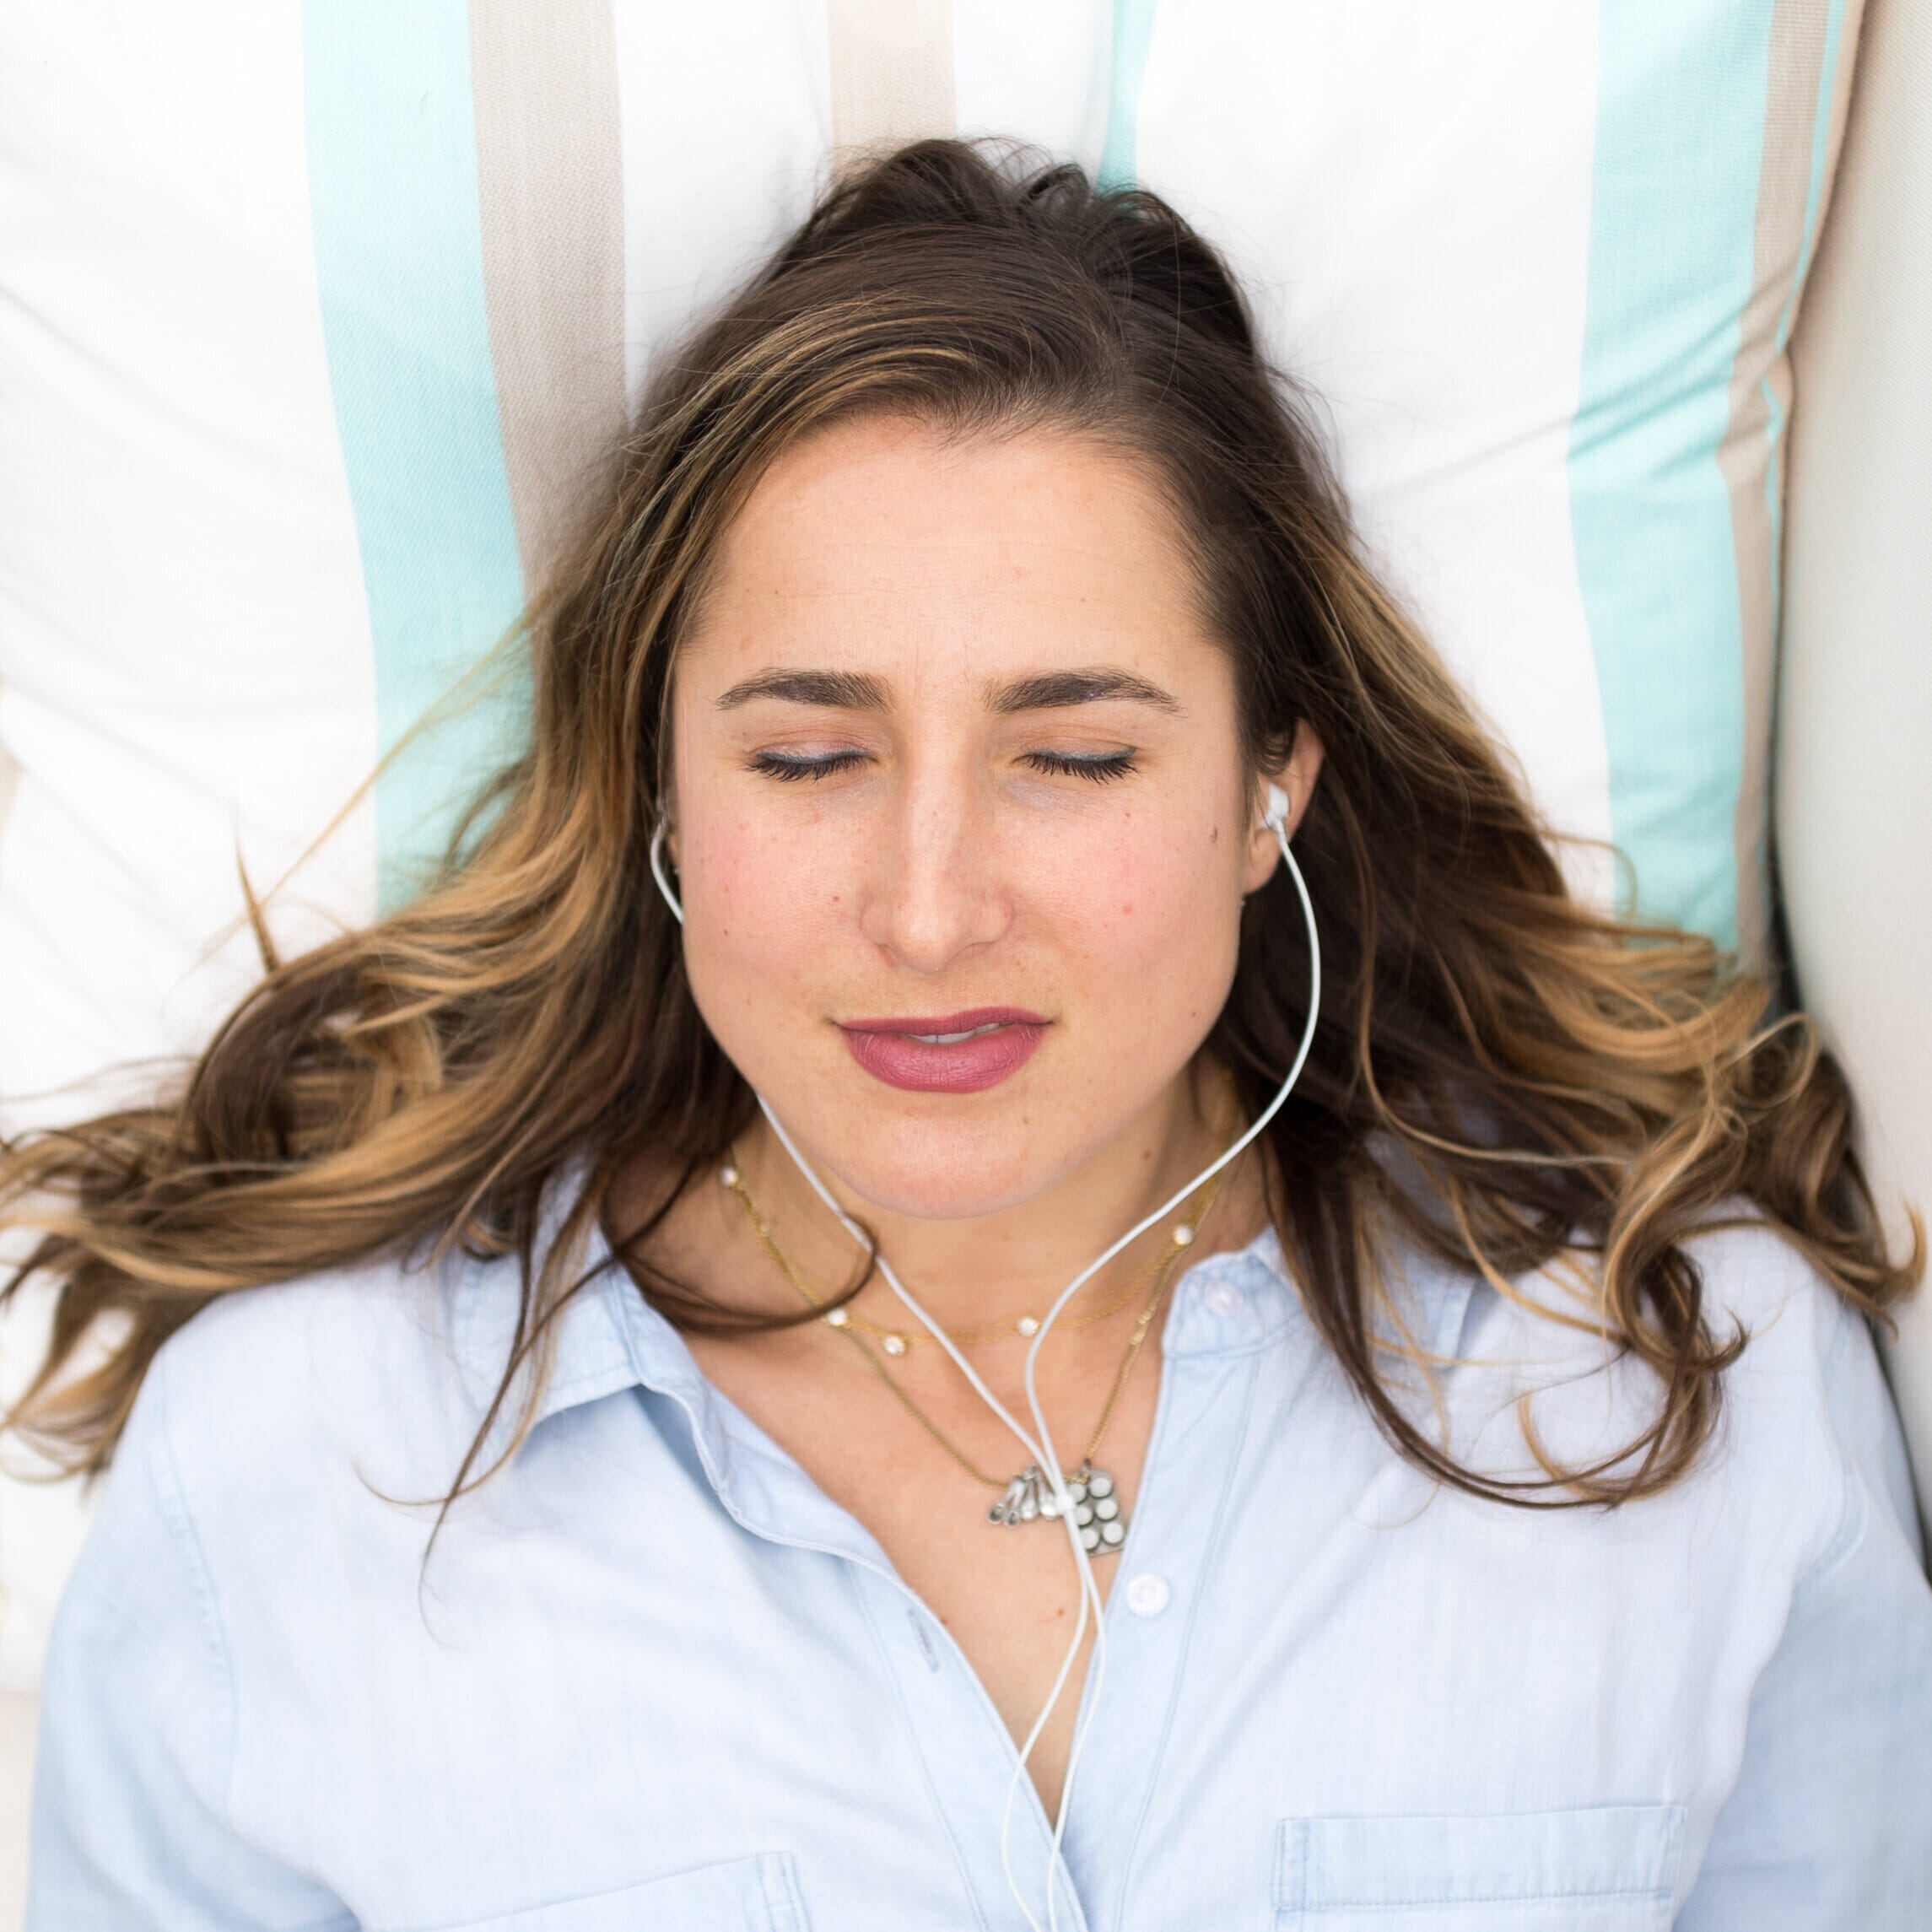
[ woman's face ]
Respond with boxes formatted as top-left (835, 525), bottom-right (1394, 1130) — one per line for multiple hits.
top-left (668, 415), bottom-right (1316, 1221)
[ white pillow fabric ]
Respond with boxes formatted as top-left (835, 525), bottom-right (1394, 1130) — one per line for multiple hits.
top-left (0, 0), bottom-right (1861, 1683)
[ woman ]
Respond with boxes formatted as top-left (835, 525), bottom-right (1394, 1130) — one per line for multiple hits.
top-left (6, 140), bottom-right (1929, 1929)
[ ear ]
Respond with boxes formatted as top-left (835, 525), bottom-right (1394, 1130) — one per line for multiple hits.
top-left (1242, 720), bottom-right (1325, 893)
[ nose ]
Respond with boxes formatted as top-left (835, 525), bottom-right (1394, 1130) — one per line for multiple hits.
top-left (858, 762), bottom-right (1012, 973)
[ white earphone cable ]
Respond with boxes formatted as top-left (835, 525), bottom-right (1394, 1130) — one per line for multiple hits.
top-left (646, 783), bottom-right (1320, 1931)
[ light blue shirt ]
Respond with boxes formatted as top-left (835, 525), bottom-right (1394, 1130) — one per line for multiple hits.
top-left (28, 1184), bottom-right (1932, 1929)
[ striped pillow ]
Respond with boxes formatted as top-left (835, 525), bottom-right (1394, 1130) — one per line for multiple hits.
top-left (1111, 0), bottom-right (1857, 964)
top-left (0, 0), bottom-right (1859, 1680)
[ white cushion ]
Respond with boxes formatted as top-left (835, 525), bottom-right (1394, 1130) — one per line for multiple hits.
top-left (0, 0), bottom-right (1864, 1682)
top-left (1782, 0), bottom-right (1932, 1527)
top-left (0, 1691), bottom-right (34, 1929)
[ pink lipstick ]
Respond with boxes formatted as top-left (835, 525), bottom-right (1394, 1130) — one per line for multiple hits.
top-left (838, 1006), bottom-right (1049, 1094)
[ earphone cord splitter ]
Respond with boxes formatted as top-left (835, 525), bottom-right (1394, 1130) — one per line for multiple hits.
top-left (649, 785), bottom-right (1322, 1932)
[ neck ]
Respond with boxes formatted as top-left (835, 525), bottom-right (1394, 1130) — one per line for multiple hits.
top-left (729, 1058), bottom-right (1255, 1335)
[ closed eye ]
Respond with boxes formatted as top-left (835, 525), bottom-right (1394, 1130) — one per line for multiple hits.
top-left (1024, 749), bottom-right (1138, 782)
top-left (749, 748), bottom-right (1136, 783)
top-left (747, 750), bottom-right (872, 782)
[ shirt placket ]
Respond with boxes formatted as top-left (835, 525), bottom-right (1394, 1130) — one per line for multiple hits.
top-left (843, 1255), bottom-right (1283, 1931)
top-left (1054, 1256), bottom-right (1276, 1929)
top-left (849, 1562), bottom-right (1093, 1930)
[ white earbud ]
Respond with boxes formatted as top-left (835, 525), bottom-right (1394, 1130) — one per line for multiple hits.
top-left (1264, 780), bottom-right (1292, 833)
top-left (649, 819), bottom-right (683, 925)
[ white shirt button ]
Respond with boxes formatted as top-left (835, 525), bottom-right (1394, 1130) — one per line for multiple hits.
top-left (1203, 1281), bottom-right (1244, 1316)
top-left (1125, 1572), bottom-right (1171, 1618)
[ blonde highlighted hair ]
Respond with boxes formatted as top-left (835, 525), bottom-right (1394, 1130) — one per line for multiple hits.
top-left (3, 140), bottom-right (1918, 1518)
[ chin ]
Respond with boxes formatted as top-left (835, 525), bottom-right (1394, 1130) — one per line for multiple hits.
top-left (781, 1100), bottom-right (1088, 1224)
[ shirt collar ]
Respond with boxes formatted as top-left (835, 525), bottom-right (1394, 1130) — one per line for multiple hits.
top-left (510, 1170), bottom-right (1476, 1431)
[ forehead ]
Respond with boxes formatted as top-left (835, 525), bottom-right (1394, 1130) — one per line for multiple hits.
top-left (680, 415), bottom-right (1217, 689)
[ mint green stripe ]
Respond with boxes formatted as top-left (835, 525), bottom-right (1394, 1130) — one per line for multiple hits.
top-left (1098, 0), bottom-right (1158, 192)
top-left (303, 1), bottom-right (529, 912)
top-left (1568, 2), bottom-right (1782, 953)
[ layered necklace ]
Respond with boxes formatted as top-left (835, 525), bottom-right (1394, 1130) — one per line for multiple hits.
top-left (721, 1132), bottom-right (1233, 1555)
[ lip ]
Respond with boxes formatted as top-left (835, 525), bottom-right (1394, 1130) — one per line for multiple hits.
top-left (837, 1006), bottom-right (1050, 1094)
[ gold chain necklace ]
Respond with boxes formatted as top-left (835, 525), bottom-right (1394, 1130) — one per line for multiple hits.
top-left (721, 1139), bottom-right (1233, 1553)
top-left (722, 1153), bottom-right (1194, 1354)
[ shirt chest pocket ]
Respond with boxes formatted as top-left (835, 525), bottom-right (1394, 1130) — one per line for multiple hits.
top-left (440, 1852), bottom-right (810, 1932)
top-left (1274, 1805), bottom-right (1685, 1931)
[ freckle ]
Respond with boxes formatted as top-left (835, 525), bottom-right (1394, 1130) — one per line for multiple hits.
top-left (1211, 826), bottom-right (1219, 845)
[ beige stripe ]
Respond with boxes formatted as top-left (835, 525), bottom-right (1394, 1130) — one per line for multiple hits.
top-left (469, 0), bottom-right (628, 602)
top-left (1810, 0), bottom-right (1868, 216)
top-left (828, 0), bottom-right (955, 173)
top-left (1716, 0), bottom-right (1866, 974)
top-left (1769, 0), bottom-right (1872, 973)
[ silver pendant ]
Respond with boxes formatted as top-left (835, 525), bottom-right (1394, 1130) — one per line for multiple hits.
top-left (987, 1460), bottom-right (1127, 1554)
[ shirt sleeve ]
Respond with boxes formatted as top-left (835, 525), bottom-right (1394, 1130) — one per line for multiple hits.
top-left (1676, 1300), bottom-right (1932, 1929)
top-left (25, 1345), bottom-right (354, 1931)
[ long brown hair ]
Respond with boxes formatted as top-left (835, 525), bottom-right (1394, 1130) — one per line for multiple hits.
top-left (2, 139), bottom-right (1918, 1516)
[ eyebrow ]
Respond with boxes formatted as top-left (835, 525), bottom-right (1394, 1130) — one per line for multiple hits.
top-left (986, 668), bottom-right (1181, 715)
top-left (715, 665), bottom-right (1180, 715)
top-left (715, 669), bottom-right (889, 711)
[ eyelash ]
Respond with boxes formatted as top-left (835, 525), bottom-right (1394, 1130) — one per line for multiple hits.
top-left (747, 749), bottom-right (1139, 784)
top-left (747, 752), bottom-right (867, 783)
top-left (1025, 749), bottom-right (1137, 783)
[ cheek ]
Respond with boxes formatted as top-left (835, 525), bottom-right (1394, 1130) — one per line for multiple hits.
top-left (672, 807), bottom-right (846, 1033)
top-left (1037, 810), bottom-right (1248, 1033)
